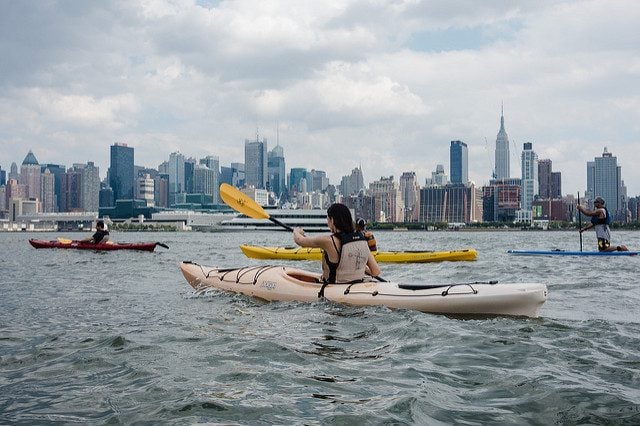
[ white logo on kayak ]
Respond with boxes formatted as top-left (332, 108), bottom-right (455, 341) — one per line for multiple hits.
top-left (261, 281), bottom-right (277, 290)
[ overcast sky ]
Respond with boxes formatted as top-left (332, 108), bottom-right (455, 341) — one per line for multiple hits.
top-left (1, 0), bottom-right (639, 196)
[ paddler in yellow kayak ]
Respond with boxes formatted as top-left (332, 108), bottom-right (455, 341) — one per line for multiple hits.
top-left (356, 218), bottom-right (377, 252)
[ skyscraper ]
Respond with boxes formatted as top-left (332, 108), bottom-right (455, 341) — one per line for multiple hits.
top-left (20, 150), bottom-right (41, 199)
top-left (289, 167), bottom-right (308, 193)
top-left (76, 162), bottom-right (100, 211)
top-left (494, 107), bottom-right (510, 179)
top-left (520, 142), bottom-right (538, 213)
top-left (538, 159), bottom-right (552, 199)
top-left (339, 166), bottom-right (364, 196)
top-left (586, 147), bottom-right (626, 220)
top-left (450, 140), bottom-right (468, 185)
top-left (109, 143), bottom-right (134, 200)
top-left (244, 136), bottom-right (267, 189)
top-left (168, 152), bottom-right (186, 196)
top-left (40, 169), bottom-right (55, 212)
top-left (369, 176), bottom-right (404, 222)
top-left (538, 159), bottom-right (562, 199)
top-left (40, 164), bottom-right (66, 212)
top-left (399, 171), bottom-right (420, 222)
top-left (267, 144), bottom-right (286, 199)
top-left (184, 157), bottom-right (196, 194)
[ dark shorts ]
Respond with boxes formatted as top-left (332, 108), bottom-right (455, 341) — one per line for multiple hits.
top-left (597, 238), bottom-right (610, 252)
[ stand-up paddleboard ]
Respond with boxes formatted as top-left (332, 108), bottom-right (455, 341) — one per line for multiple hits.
top-left (507, 249), bottom-right (638, 257)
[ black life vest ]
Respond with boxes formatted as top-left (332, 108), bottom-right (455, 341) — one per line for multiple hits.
top-left (323, 231), bottom-right (366, 284)
top-left (590, 207), bottom-right (611, 225)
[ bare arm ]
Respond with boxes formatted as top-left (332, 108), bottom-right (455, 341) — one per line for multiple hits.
top-left (293, 228), bottom-right (331, 251)
top-left (366, 251), bottom-right (381, 277)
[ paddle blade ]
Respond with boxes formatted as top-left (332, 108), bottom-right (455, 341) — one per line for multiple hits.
top-left (219, 183), bottom-right (269, 220)
top-left (57, 237), bottom-right (72, 244)
top-left (156, 242), bottom-right (169, 249)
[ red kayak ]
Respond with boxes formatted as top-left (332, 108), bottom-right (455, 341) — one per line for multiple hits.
top-left (29, 239), bottom-right (168, 252)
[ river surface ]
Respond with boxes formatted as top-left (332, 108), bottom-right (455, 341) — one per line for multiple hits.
top-left (1, 230), bottom-right (639, 424)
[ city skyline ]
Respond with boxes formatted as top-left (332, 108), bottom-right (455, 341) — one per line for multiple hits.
top-left (0, 140), bottom-right (633, 200)
top-left (1, 2), bottom-right (639, 196)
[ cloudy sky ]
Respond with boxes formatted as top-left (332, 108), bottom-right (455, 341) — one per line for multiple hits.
top-left (1, 0), bottom-right (639, 196)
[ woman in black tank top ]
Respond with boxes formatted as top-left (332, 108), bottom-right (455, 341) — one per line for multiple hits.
top-left (293, 203), bottom-right (380, 282)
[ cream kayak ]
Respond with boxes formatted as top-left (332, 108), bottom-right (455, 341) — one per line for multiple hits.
top-left (179, 261), bottom-right (547, 317)
top-left (239, 244), bottom-right (477, 263)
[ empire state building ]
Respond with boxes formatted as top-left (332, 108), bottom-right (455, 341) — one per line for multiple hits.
top-left (494, 107), bottom-right (510, 179)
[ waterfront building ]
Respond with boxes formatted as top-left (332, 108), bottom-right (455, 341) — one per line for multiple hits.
top-left (520, 142), bottom-right (539, 220)
top-left (419, 183), bottom-right (482, 224)
top-left (109, 143), bottom-right (134, 201)
top-left (450, 140), bottom-right (468, 185)
top-left (0, 165), bottom-right (5, 186)
top-left (494, 107), bottom-right (510, 179)
top-left (220, 208), bottom-right (330, 232)
top-left (244, 136), bottom-right (267, 189)
top-left (399, 171), bottom-right (420, 222)
top-left (20, 150), bottom-right (41, 200)
top-left (9, 198), bottom-right (40, 221)
top-left (426, 164), bottom-right (447, 187)
top-left (369, 176), bottom-right (404, 222)
top-left (267, 145), bottom-right (286, 200)
top-left (482, 178), bottom-right (522, 222)
top-left (532, 198), bottom-right (571, 221)
top-left (586, 147), bottom-right (628, 221)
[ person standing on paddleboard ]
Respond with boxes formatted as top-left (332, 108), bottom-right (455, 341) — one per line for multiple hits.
top-left (577, 197), bottom-right (628, 252)
top-left (293, 203), bottom-right (381, 285)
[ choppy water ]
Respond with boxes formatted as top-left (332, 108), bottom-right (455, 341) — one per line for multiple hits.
top-left (1, 230), bottom-right (639, 424)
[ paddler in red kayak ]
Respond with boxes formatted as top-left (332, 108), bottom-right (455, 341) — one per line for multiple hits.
top-left (82, 220), bottom-right (110, 244)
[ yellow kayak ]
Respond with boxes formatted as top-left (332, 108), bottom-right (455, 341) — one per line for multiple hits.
top-left (239, 244), bottom-right (477, 263)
